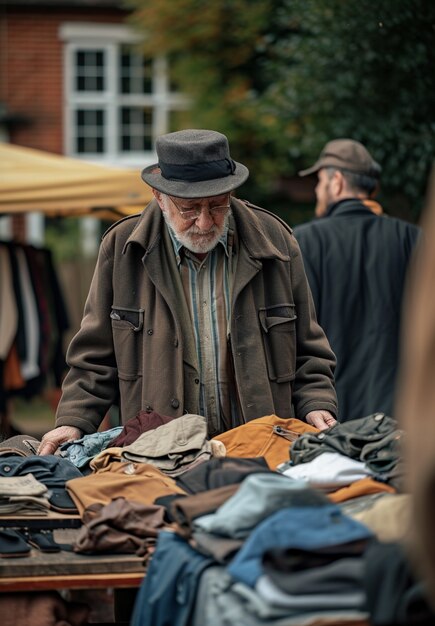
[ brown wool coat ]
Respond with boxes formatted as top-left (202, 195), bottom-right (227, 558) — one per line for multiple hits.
top-left (56, 198), bottom-right (337, 434)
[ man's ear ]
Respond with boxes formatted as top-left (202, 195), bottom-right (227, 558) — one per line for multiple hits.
top-left (152, 188), bottom-right (164, 208)
top-left (332, 170), bottom-right (345, 196)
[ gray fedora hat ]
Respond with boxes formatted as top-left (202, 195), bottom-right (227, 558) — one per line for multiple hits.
top-left (141, 129), bottom-right (249, 198)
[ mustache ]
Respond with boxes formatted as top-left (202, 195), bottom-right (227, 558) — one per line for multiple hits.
top-left (187, 224), bottom-right (219, 235)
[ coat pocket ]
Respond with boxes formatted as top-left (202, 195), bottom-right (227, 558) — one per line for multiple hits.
top-left (111, 306), bottom-right (144, 380)
top-left (259, 304), bottom-right (297, 382)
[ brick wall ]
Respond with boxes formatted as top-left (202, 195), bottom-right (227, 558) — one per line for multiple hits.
top-left (0, 5), bottom-right (127, 154)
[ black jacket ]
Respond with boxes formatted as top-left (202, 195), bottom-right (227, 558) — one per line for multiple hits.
top-left (294, 199), bottom-right (421, 421)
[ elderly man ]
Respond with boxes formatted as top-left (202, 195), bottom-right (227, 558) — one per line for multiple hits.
top-left (38, 129), bottom-right (337, 455)
top-left (294, 138), bottom-right (421, 422)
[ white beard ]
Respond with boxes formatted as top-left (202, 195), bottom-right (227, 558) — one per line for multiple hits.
top-left (162, 209), bottom-right (229, 254)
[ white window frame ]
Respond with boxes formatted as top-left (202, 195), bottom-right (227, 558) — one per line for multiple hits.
top-left (60, 23), bottom-right (189, 168)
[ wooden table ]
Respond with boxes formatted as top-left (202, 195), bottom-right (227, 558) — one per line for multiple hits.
top-left (0, 518), bottom-right (146, 592)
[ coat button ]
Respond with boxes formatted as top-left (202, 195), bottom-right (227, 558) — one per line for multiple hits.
top-left (147, 329), bottom-right (153, 335)
top-left (194, 378), bottom-right (199, 384)
top-left (171, 398), bottom-right (180, 409)
top-left (145, 405), bottom-right (153, 412)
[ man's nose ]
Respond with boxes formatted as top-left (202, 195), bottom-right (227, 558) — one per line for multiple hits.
top-left (195, 206), bottom-right (214, 229)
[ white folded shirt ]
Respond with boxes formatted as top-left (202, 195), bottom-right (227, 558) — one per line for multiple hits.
top-left (282, 452), bottom-right (372, 490)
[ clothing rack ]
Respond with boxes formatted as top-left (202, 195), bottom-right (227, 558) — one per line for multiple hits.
top-left (0, 240), bottom-right (69, 429)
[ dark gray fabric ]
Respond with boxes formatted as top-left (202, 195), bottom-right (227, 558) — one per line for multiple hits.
top-left (363, 541), bottom-right (435, 625)
top-left (290, 413), bottom-right (405, 488)
top-left (263, 556), bottom-right (363, 595)
top-left (141, 129), bottom-right (249, 198)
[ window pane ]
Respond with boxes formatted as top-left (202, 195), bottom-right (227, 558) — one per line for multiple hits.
top-left (74, 49), bottom-right (105, 92)
top-left (119, 107), bottom-right (152, 151)
top-left (119, 45), bottom-right (152, 94)
top-left (75, 108), bottom-right (105, 153)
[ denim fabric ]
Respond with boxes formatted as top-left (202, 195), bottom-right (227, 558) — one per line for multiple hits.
top-left (59, 427), bottom-right (123, 468)
top-left (290, 413), bottom-right (404, 485)
top-left (227, 504), bottom-right (373, 588)
top-left (0, 455), bottom-right (82, 486)
top-left (131, 530), bottom-right (213, 626)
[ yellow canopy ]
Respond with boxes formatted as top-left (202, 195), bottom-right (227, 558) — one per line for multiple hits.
top-left (0, 143), bottom-right (153, 217)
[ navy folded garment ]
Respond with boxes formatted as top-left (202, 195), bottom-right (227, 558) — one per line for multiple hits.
top-left (0, 455), bottom-right (82, 513)
top-left (0, 529), bottom-right (31, 557)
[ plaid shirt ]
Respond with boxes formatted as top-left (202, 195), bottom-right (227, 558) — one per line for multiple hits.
top-left (168, 222), bottom-right (240, 435)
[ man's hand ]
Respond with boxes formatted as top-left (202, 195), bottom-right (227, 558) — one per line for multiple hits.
top-left (37, 426), bottom-right (82, 455)
top-left (305, 410), bottom-right (337, 431)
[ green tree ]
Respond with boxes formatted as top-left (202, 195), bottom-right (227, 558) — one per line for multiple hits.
top-left (126, 0), bottom-right (435, 220)
top-left (264, 0), bottom-right (435, 220)
top-left (125, 0), bottom-right (279, 198)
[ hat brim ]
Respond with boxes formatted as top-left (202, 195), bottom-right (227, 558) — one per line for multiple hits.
top-left (141, 162), bottom-right (249, 198)
top-left (298, 162), bottom-right (322, 177)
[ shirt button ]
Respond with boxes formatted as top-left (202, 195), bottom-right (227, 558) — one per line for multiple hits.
top-left (194, 378), bottom-right (200, 384)
top-left (171, 398), bottom-right (180, 409)
top-left (147, 329), bottom-right (153, 335)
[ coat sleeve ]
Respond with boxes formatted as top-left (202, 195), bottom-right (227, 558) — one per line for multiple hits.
top-left (289, 233), bottom-right (338, 419)
top-left (55, 240), bottom-right (118, 434)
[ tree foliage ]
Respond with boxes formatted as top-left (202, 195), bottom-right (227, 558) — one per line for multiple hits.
top-left (126, 0), bottom-right (435, 219)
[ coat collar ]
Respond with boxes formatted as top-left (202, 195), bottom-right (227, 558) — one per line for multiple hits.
top-left (231, 197), bottom-right (290, 261)
top-left (326, 198), bottom-right (374, 218)
top-left (123, 197), bottom-right (290, 262)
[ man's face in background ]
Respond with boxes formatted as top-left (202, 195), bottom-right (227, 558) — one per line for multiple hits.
top-left (314, 168), bottom-right (335, 217)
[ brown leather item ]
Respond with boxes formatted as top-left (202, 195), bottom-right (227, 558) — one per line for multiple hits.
top-left (74, 496), bottom-right (167, 555)
top-left (170, 484), bottom-right (240, 538)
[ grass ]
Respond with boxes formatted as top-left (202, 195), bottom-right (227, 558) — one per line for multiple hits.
top-left (9, 395), bottom-right (57, 439)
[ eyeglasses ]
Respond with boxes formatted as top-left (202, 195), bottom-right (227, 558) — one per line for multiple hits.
top-left (169, 195), bottom-right (231, 221)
